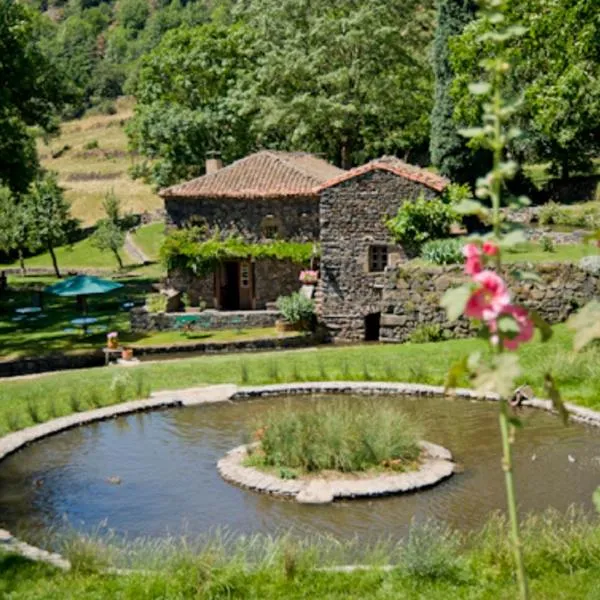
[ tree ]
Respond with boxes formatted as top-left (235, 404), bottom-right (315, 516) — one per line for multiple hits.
top-left (91, 191), bottom-right (126, 268)
top-left (0, 187), bottom-right (35, 275)
top-left (450, 0), bottom-right (600, 180)
top-left (429, 0), bottom-right (478, 182)
top-left (0, 0), bottom-right (68, 192)
top-left (25, 173), bottom-right (79, 278)
top-left (237, 0), bottom-right (435, 168)
top-left (128, 23), bottom-right (254, 188)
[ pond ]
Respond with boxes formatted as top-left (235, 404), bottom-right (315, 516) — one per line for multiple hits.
top-left (1, 394), bottom-right (599, 544)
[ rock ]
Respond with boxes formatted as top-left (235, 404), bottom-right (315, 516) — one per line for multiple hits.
top-left (296, 481), bottom-right (334, 504)
top-left (106, 476), bottom-right (122, 485)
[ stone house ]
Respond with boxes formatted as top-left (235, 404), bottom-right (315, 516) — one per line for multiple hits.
top-left (315, 157), bottom-right (449, 341)
top-left (159, 151), bottom-right (344, 310)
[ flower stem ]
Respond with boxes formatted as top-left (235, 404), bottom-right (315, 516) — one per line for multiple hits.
top-left (499, 400), bottom-right (529, 600)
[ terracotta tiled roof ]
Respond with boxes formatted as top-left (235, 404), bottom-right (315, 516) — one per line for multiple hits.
top-left (316, 156), bottom-right (449, 193)
top-left (160, 151), bottom-right (345, 199)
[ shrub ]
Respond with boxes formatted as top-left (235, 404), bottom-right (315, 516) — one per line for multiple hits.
top-left (386, 194), bottom-right (456, 255)
top-left (146, 293), bottom-right (168, 313)
top-left (247, 399), bottom-right (422, 473)
top-left (84, 139), bottom-right (99, 150)
top-left (276, 293), bottom-right (314, 326)
top-left (409, 324), bottom-right (446, 343)
top-left (540, 235), bottom-right (555, 253)
top-left (420, 238), bottom-right (463, 265)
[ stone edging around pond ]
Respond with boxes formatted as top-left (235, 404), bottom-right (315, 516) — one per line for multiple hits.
top-left (218, 440), bottom-right (455, 504)
top-left (3, 380), bottom-right (600, 570)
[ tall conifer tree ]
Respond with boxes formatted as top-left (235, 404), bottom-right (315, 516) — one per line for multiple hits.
top-left (429, 0), bottom-right (477, 183)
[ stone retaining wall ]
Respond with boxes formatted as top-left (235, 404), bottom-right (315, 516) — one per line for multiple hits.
top-left (130, 308), bottom-right (280, 332)
top-left (379, 262), bottom-right (600, 343)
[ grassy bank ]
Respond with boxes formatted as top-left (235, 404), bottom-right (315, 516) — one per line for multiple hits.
top-left (37, 98), bottom-right (161, 227)
top-left (1, 323), bottom-right (598, 436)
top-left (2, 511), bottom-right (600, 598)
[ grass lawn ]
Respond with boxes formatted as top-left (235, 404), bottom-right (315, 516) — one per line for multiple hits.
top-left (503, 241), bottom-right (599, 263)
top-left (0, 280), bottom-right (294, 359)
top-left (1, 321), bottom-right (599, 435)
top-left (131, 222), bottom-right (166, 262)
top-left (0, 236), bottom-right (137, 272)
top-left (37, 97), bottom-right (161, 226)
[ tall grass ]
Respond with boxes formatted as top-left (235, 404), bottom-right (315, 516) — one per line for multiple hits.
top-left (248, 399), bottom-right (422, 472)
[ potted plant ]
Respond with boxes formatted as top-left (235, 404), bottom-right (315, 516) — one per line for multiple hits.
top-left (107, 331), bottom-right (119, 349)
top-left (121, 347), bottom-right (134, 361)
top-left (276, 293), bottom-right (315, 332)
top-left (299, 269), bottom-right (319, 285)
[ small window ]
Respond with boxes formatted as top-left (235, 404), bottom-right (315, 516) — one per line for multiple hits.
top-left (369, 245), bottom-right (388, 273)
top-left (261, 215), bottom-right (282, 239)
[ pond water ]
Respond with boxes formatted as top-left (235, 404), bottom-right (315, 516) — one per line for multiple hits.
top-left (1, 394), bottom-right (600, 544)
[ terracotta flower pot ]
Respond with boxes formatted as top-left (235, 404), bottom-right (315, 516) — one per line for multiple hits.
top-left (275, 319), bottom-right (296, 333)
top-left (121, 348), bottom-right (134, 361)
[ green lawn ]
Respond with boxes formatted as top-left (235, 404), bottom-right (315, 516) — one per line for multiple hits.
top-left (3, 511), bottom-right (600, 598)
top-left (0, 236), bottom-right (136, 272)
top-left (131, 222), bottom-right (166, 262)
top-left (503, 241), bottom-right (599, 264)
top-left (2, 322), bottom-right (600, 436)
top-left (0, 280), bottom-right (296, 359)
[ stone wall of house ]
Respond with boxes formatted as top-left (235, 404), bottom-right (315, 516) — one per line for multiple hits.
top-left (166, 259), bottom-right (305, 310)
top-left (379, 263), bottom-right (600, 343)
top-left (318, 169), bottom-right (440, 341)
top-left (164, 196), bottom-right (319, 242)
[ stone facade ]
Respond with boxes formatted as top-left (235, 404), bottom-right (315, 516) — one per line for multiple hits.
top-left (166, 258), bottom-right (305, 309)
top-left (164, 196), bottom-right (319, 242)
top-left (379, 263), bottom-right (600, 343)
top-left (318, 169), bottom-right (439, 340)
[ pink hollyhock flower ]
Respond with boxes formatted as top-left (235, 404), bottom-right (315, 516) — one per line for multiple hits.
top-left (489, 304), bottom-right (534, 350)
top-left (482, 241), bottom-right (499, 256)
top-left (463, 243), bottom-right (482, 275)
top-left (465, 270), bottom-right (510, 321)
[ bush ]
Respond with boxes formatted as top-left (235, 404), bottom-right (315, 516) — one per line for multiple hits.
top-left (409, 324), bottom-right (447, 343)
top-left (84, 139), bottom-right (99, 150)
top-left (276, 293), bottom-right (314, 327)
top-left (539, 202), bottom-right (598, 228)
top-left (540, 235), bottom-right (555, 253)
top-left (247, 398), bottom-right (422, 473)
top-left (146, 293), bottom-right (167, 313)
top-left (386, 194), bottom-right (456, 256)
top-left (420, 238), bottom-right (463, 265)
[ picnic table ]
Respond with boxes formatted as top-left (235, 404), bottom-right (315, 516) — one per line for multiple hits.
top-left (174, 314), bottom-right (213, 332)
top-left (71, 316), bottom-right (98, 335)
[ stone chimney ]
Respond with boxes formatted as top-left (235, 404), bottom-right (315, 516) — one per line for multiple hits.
top-left (206, 154), bottom-right (223, 175)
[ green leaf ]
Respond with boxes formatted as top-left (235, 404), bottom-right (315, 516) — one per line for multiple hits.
top-left (543, 373), bottom-right (569, 425)
top-left (498, 315), bottom-right (520, 335)
top-left (593, 487), bottom-right (600, 514)
top-left (458, 127), bottom-right (485, 139)
top-left (529, 310), bottom-right (553, 342)
top-left (499, 230), bottom-right (527, 248)
top-left (453, 199), bottom-right (489, 217)
top-left (510, 269), bottom-right (542, 284)
top-left (445, 356), bottom-right (468, 391)
top-left (468, 82), bottom-right (491, 95)
top-left (474, 354), bottom-right (521, 399)
top-left (441, 285), bottom-right (472, 322)
top-left (508, 415), bottom-right (523, 429)
top-left (567, 301), bottom-right (600, 351)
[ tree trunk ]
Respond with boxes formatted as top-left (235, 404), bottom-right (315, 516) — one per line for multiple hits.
top-left (340, 142), bottom-right (351, 170)
top-left (113, 249), bottom-right (124, 270)
top-left (561, 157), bottom-right (570, 181)
top-left (48, 244), bottom-right (61, 278)
top-left (18, 248), bottom-right (26, 276)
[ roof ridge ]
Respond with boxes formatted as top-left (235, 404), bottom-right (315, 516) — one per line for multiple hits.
top-left (265, 150), bottom-right (324, 185)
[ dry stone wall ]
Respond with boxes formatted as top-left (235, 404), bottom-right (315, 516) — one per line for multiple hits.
top-left (380, 263), bottom-right (600, 342)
